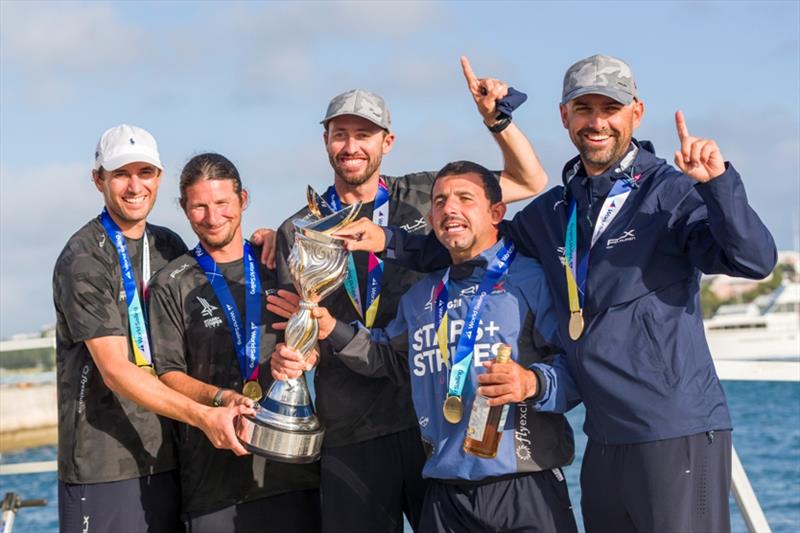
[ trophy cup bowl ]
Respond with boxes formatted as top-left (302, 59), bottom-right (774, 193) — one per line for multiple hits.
top-left (238, 199), bottom-right (361, 463)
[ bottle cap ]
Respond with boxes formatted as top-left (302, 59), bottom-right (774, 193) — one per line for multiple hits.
top-left (496, 344), bottom-right (512, 364)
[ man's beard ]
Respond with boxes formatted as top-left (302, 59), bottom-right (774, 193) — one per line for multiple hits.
top-left (574, 128), bottom-right (629, 172)
top-left (197, 223), bottom-right (239, 250)
top-left (329, 152), bottom-right (383, 187)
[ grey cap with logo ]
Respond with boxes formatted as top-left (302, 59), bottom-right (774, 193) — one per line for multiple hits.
top-left (321, 89), bottom-right (391, 131)
top-left (561, 54), bottom-right (637, 105)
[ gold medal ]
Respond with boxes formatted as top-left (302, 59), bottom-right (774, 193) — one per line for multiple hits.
top-left (568, 311), bottom-right (584, 341)
top-left (242, 381), bottom-right (263, 401)
top-left (443, 395), bottom-right (464, 424)
top-left (141, 365), bottom-right (157, 376)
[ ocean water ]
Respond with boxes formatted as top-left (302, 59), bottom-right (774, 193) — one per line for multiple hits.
top-left (1, 381), bottom-right (798, 532)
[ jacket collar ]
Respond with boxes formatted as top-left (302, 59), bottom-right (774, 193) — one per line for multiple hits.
top-left (449, 237), bottom-right (508, 281)
top-left (560, 138), bottom-right (659, 199)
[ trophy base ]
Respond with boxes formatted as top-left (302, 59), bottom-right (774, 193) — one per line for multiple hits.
top-left (238, 411), bottom-right (324, 464)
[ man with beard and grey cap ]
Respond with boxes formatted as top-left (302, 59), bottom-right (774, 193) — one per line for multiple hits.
top-left (340, 54), bottom-right (777, 533)
top-left (265, 56), bottom-right (552, 533)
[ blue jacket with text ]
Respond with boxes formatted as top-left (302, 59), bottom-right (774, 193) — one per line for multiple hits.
top-left (327, 239), bottom-right (578, 481)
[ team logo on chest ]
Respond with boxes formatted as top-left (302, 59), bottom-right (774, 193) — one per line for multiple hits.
top-left (606, 229), bottom-right (636, 249)
top-left (400, 217), bottom-right (428, 233)
top-left (197, 296), bottom-right (222, 328)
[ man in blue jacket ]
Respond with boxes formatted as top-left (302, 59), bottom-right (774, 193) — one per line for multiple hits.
top-left (336, 55), bottom-right (777, 533)
top-left (273, 161), bottom-right (579, 532)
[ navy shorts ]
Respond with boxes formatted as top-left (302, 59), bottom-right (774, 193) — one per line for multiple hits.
top-left (320, 427), bottom-right (428, 533)
top-left (58, 470), bottom-right (181, 533)
top-left (184, 489), bottom-right (320, 533)
top-left (419, 469), bottom-right (578, 533)
top-left (580, 430), bottom-right (732, 533)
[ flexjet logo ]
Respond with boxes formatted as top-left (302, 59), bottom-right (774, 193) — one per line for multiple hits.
top-left (491, 281), bottom-right (506, 294)
top-left (419, 416), bottom-right (429, 428)
top-left (556, 246), bottom-right (566, 266)
top-left (460, 285), bottom-right (478, 296)
top-left (400, 217), bottom-right (427, 233)
top-left (170, 263), bottom-right (190, 278)
top-left (606, 229), bottom-right (636, 249)
top-left (97, 232), bottom-right (106, 248)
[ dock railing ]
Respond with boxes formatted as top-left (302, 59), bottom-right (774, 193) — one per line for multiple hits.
top-left (1, 339), bottom-right (798, 532)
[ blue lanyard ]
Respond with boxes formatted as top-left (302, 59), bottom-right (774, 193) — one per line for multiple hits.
top-left (563, 145), bottom-right (639, 310)
top-left (434, 240), bottom-right (516, 399)
top-left (99, 209), bottom-right (152, 368)
top-left (193, 242), bottom-right (262, 383)
top-left (325, 178), bottom-right (389, 327)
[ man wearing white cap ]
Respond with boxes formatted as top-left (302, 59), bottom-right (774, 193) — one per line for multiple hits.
top-left (53, 124), bottom-right (256, 532)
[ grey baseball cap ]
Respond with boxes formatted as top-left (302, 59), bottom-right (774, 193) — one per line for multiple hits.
top-left (321, 89), bottom-right (391, 131)
top-left (561, 54), bottom-right (637, 105)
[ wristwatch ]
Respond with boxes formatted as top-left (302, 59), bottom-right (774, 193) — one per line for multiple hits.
top-left (486, 115), bottom-right (512, 133)
top-left (212, 388), bottom-right (226, 407)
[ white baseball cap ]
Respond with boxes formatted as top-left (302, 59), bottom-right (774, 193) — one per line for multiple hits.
top-left (94, 124), bottom-right (163, 171)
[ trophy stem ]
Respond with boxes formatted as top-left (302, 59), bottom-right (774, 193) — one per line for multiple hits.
top-left (238, 199), bottom-right (359, 463)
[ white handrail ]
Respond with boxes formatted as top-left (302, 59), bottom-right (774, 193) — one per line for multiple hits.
top-left (0, 338), bottom-right (55, 352)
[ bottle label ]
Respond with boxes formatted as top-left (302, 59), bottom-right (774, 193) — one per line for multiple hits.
top-left (467, 395), bottom-right (490, 442)
top-left (497, 404), bottom-right (510, 431)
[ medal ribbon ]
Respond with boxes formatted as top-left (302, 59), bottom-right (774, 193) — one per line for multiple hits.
top-left (563, 146), bottom-right (639, 316)
top-left (99, 209), bottom-right (153, 368)
top-left (433, 240), bottom-right (516, 400)
top-left (193, 242), bottom-right (262, 384)
top-left (325, 177), bottom-right (389, 328)
top-left (431, 271), bottom-right (451, 368)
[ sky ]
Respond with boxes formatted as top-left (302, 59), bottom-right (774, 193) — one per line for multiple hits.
top-left (1, 0), bottom-right (799, 338)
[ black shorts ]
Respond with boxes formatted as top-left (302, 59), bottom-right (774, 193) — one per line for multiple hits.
top-left (419, 469), bottom-right (578, 533)
top-left (580, 430), bottom-right (732, 533)
top-left (58, 470), bottom-right (181, 533)
top-left (184, 489), bottom-right (320, 533)
top-left (320, 427), bottom-right (427, 533)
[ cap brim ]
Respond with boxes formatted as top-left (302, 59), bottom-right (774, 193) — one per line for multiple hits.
top-left (561, 87), bottom-right (634, 106)
top-left (320, 112), bottom-right (390, 131)
top-left (99, 153), bottom-right (164, 171)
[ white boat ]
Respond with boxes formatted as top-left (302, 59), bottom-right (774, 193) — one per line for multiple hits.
top-left (704, 282), bottom-right (800, 361)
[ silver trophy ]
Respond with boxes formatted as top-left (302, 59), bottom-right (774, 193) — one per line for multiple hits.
top-left (238, 188), bottom-right (361, 463)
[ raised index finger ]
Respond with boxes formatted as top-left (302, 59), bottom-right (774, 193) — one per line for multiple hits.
top-left (675, 110), bottom-right (690, 140)
top-left (460, 56), bottom-right (479, 92)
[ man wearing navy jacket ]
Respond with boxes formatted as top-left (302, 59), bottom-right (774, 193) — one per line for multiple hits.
top-left (337, 55), bottom-right (777, 533)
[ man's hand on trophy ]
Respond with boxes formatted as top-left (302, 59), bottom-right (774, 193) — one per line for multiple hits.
top-left (249, 227), bottom-right (278, 269)
top-left (333, 217), bottom-right (386, 253)
top-left (200, 403), bottom-right (254, 456)
top-left (271, 343), bottom-right (318, 381)
top-left (267, 289), bottom-right (301, 326)
top-left (310, 307), bottom-right (336, 340)
top-left (218, 389), bottom-right (255, 408)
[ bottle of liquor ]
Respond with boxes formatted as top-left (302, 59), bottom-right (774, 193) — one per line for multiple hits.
top-left (463, 344), bottom-right (512, 458)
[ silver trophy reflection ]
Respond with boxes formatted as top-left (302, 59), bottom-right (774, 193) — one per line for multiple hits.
top-left (238, 187), bottom-right (361, 463)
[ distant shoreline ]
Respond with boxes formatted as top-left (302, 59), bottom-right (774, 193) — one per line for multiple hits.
top-left (0, 383), bottom-right (57, 453)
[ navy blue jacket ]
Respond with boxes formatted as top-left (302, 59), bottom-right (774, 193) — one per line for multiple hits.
top-left (385, 141), bottom-right (777, 445)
